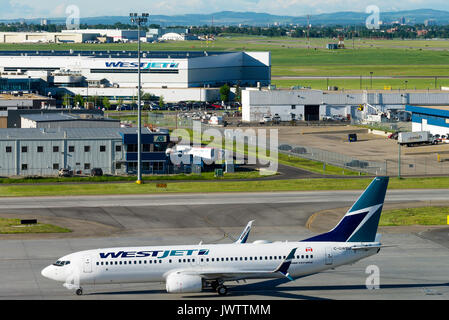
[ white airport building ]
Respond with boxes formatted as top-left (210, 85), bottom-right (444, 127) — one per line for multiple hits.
top-left (0, 50), bottom-right (271, 102)
top-left (242, 88), bottom-right (449, 122)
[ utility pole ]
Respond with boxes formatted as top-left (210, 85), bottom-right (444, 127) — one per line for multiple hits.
top-left (130, 12), bottom-right (149, 185)
top-left (398, 143), bottom-right (401, 179)
top-left (307, 15), bottom-right (310, 49)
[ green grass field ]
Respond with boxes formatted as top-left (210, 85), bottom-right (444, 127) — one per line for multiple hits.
top-left (380, 207), bottom-right (449, 226)
top-left (272, 77), bottom-right (449, 90)
top-left (2, 36), bottom-right (449, 83)
top-left (1, 176), bottom-right (449, 197)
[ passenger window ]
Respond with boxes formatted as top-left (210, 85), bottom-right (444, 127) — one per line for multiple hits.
top-left (301, 255), bottom-right (304, 259)
top-left (254, 257), bottom-right (257, 260)
top-left (311, 255), bottom-right (313, 258)
top-left (306, 255), bottom-right (309, 259)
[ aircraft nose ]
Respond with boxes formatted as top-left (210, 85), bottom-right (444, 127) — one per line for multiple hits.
top-left (41, 266), bottom-right (53, 280)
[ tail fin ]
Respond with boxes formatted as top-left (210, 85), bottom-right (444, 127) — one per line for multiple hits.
top-left (302, 176), bottom-right (389, 243)
top-left (235, 220), bottom-right (254, 244)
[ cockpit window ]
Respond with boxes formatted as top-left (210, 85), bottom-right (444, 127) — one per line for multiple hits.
top-left (53, 260), bottom-right (70, 267)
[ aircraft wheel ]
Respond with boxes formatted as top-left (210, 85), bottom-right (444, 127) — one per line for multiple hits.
top-left (211, 281), bottom-right (219, 291)
top-left (75, 288), bottom-right (83, 296)
top-left (217, 285), bottom-right (228, 296)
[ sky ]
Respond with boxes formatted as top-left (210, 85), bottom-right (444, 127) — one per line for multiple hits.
top-left (0, 0), bottom-right (447, 19)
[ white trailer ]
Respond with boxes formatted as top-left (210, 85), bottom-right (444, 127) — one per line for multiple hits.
top-left (398, 131), bottom-right (438, 147)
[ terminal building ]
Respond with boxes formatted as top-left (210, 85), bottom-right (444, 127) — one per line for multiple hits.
top-left (0, 127), bottom-right (171, 176)
top-left (0, 50), bottom-right (271, 102)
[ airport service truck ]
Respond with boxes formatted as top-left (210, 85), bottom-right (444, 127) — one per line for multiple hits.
top-left (398, 131), bottom-right (438, 147)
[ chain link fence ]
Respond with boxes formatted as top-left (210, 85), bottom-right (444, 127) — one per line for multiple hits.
top-left (278, 143), bottom-right (387, 175)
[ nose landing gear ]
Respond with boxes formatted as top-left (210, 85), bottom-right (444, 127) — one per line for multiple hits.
top-left (75, 287), bottom-right (83, 296)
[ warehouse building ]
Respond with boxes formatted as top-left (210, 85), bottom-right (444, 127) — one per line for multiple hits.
top-left (0, 127), bottom-right (170, 176)
top-left (406, 105), bottom-right (449, 136)
top-left (242, 88), bottom-right (449, 122)
top-left (0, 32), bottom-right (100, 43)
top-left (0, 93), bottom-right (57, 128)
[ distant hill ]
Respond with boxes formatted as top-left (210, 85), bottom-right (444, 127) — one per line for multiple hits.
top-left (1, 9), bottom-right (449, 27)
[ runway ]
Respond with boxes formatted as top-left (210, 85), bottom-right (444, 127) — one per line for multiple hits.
top-left (0, 190), bottom-right (448, 300)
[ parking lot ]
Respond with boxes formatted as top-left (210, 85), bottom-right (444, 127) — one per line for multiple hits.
top-left (257, 124), bottom-right (449, 176)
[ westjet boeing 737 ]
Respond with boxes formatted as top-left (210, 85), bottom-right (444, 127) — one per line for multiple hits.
top-left (41, 177), bottom-right (389, 296)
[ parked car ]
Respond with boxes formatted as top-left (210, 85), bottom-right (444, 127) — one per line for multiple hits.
top-left (260, 115), bottom-right (272, 124)
top-left (58, 168), bottom-right (73, 177)
top-left (278, 144), bottom-right (293, 151)
top-left (345, 160), bottom-right (369, 168)
top-left (90, 168), bottom-right (103, 176)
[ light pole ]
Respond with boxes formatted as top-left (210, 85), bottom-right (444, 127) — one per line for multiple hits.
top-left (130, 12), bottom-right (149, 184)
top-left (370, 71), bottom-right (373, 90)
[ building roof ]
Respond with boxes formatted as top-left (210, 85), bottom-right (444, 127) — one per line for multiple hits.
top-left (21, 113), bottom-right (119, 123)
top-left (0, 127), bottom-right (160, 140)
top-left (406, 105), bottom-right (449, 118)
top-left (0, 93), bottom-right (52, 100)
top-left (0, 50), bottom-right (230, 59)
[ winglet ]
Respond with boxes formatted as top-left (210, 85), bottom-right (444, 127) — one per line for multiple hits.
top-left (273, 248), bottom-right (297, 281)
top-left (235, 220), bottom-right (254, 244)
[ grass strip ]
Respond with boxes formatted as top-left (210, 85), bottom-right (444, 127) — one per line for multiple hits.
top-left (380, 207), bottom-right (449, 226)
top-left (1, 176), bottom-right (449, 197)
top-left (0, 218), bottom-right (71, 234)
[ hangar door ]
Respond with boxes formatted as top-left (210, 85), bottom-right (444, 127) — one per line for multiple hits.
top-left (304, 105), bottom-right (320, 121)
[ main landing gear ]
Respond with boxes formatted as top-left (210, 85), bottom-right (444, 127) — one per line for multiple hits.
top-left (75, 287), bottom-right (83, 296)
top-left (216, 285), bottom-right (228, 296)
top-left (210, 281), bottom-right (228, 296)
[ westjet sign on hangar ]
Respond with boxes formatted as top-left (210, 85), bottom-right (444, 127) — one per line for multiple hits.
top-left (104, 61), bottom-right (180, 69)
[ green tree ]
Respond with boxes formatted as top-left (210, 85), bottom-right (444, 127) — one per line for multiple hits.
top-left (234, 84), bottom-right (241, 103)
top-left (159, 95), bottom-right (165, 108)
top-left (102, 97), bottom-right (111, 110)
top-left (220, 84), bottom-right (230, 103)
top-left (74, 94), bottom-right (84, 108)
top-left (63, 93), bottom-right (72, 108)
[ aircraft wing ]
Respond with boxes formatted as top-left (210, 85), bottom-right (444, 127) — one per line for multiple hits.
top-left (167, 248), bottom-right (298, 281)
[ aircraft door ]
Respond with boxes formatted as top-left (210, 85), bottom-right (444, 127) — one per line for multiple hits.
top-left (325, 247), bottom-right (333, 265)
top-left (82, 256), bottom-right (93, 273)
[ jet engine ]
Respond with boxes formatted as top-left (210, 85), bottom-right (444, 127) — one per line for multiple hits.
top-left (165, 273), bottom-right (203, 293)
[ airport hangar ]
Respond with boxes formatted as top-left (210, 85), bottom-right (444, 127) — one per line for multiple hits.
top-left (0, 50), bottom-right (271, 102)
top-left (242, 88), bottom-right (449, 122)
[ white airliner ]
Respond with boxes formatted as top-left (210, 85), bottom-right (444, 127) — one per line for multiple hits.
top-left (41, 177), bottom-right (389, 296)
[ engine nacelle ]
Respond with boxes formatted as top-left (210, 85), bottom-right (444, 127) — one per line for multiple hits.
top-left (252, 240), bottom-right (272, 244)
top-left (165, 273), bottom-right (203, 293)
